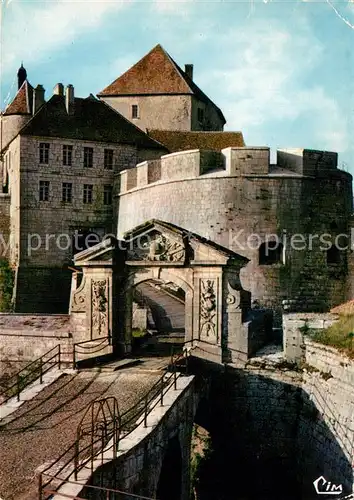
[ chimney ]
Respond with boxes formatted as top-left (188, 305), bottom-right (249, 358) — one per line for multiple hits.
top-left (53, 83), bottom-right (64, 96)
top-left (32, 85), bottom-right (45, 115)
top-left (185, 64), bottom-right (193, 80)
top-left (65, 84), bottom-right (75, 114)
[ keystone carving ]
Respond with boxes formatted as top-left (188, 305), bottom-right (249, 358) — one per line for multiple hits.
top-left (92, 279), bottom-right (108, 337)
top-left (200, 279), bottom-right (217, 339)
top-left (128, 232), bottom-right (185, 263)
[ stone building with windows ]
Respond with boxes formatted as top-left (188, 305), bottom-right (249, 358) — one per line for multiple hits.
top-left (0, 71), bottom-right (167, 312)
top-left (98, 44), bottom-right (226, 133)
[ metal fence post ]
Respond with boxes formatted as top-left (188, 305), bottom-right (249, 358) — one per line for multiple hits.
top-left (17, 374), bottom-right (20, 402)
top-left (144, 395), bottom-right (148, 427)
top-left (160, 377), bottom-right (164, 406)
top-left (58, 344), bottom-right (61, 370)
top-left (72, 344), bottom-right (76, 370)
top-left (39, 358), bottom-right (43, 384)
top-left (74, 440), bottom-right (79, 481)
top-left (38, 473), bottom-right (42, 500)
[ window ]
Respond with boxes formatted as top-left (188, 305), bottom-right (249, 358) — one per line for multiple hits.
top-left (84, 147), bottom-right (93, 168)
top-left (259, 242), bottom-right (283, 265)
top-left (197, 108), bottom-right (204, 123)
top-left (39, 181), bottom-right (49, 201)
top-left (83, 184), bottom-right (93, 204)
top-left (132, 104), bottom-right (139, 119)
top-left (62, 182), bottom-right (72, 203)
top-left (104, 149), bottom-right (114, 170)
top-left (39, 143), bottom-right (50, 164)
top-left (103, 185), bottom-right (113, 205)
top-left (63, 145), bottom-right (73, 166)
top-left (327, 245), bottom-right (340, 265)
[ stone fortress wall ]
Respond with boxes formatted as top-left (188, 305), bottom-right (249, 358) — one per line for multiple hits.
top-left (118, 147), bottom-right (353, 317)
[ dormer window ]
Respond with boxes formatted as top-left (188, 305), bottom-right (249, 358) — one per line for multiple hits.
top-left (132, 104), bottom-right (139, 119)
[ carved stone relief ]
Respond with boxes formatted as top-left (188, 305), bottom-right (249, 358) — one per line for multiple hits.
top-left (226, 282), bottom-right (240, 310)
top-left (91, 279), bottom-right (108, 337)
top-left (200, 279), bottom-right (217, 340)
top-left (71, 275), bottom-right (86, 313)
top-left (128, 232), bottom-right (185, 263)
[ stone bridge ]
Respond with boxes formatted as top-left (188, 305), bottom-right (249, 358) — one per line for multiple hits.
top-left (53, 370), bottom-right (204, 500)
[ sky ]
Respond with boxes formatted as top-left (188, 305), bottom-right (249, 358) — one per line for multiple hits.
top-left (0, 0), bottom-right (353, 170)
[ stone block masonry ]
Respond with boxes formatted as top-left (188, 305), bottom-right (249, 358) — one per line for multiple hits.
top-left (0, 313), bottom-right (87, 378)
top-left (206, 340), bottom-right (353, 499)
top-left (118, 147), bottom-right (352, 318)
top-left (297, 339), bottom-right (354, 496)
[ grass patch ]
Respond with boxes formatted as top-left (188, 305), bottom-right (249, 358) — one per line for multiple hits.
top-left (0, 259), bottom-right (14, 312)
top-left (308, 316), bottom-right (354, 359)
top-left (132, 328), bottom-right (147, 338)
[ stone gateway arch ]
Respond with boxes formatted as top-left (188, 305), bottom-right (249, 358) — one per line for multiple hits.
top-left (69, 220), bottom-right (253, 365)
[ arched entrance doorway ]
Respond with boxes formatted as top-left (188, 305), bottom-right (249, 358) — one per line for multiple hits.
top-left (129, 276), bottom-right (186, 356)
top-left (70, 220), bottom-right (251, 365)
top-left (134, 279), bottom-right (185, 335)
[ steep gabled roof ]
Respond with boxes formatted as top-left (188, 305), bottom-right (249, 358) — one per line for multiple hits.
top-left (3, 80), bottom-right (33, 115)
top-left (98, 44), bottom-right (225, 124)
top-left (19, 94), bottom-right (167, 150)
top-left (147, 130), bottom-right (245, 153)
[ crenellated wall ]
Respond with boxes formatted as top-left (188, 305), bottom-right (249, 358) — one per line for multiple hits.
top-left (118, 148), bottom-right (353, 318)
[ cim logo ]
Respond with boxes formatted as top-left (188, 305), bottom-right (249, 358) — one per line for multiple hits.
top-left (313, 476), bottom-right (343, 496)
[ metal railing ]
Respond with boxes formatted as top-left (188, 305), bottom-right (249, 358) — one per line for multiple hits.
top-left (0, 345), bottom-right (62, 405)
top-left (40, 477), bottom-right (160, 499)
top-left (38, 348), bottom-right (191, 500)
top-left (72, 337), bottom-right (111, 369)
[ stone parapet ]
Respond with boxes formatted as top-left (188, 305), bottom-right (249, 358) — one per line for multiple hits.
top-left (120, 147), bottom-right (273, 194)
top-left (277, 148), bottom-right (338, 176)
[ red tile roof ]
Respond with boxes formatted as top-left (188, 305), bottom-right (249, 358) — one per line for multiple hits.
top-left (4, 81), bottom-right (33, 115)
top-left (98, 44), bottom-right (225, 124)
top-left (147, 129), bottom-right (245, 153)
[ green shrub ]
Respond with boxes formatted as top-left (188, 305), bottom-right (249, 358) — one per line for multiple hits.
top-left (309, 315), bottom-right (354, 358)
top-left (0, 259), bottom-right (14, 312)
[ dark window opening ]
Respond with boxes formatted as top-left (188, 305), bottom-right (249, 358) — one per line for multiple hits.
top-left (39, 143), bottom-right (50, 164)
top-left (197, 107), bottom-right (204, 123)
top-left (84, 147), bottom-right (93, 168)
top-left (330, 221), bottom-right (338, 232)
top-left (63, 145), bottom-right (73, 166)
top-left (104, 149), bottom-right (113, 170)
top-left (39, 180), bottom-right (50, 201)
top-left (103, 185), bottom-right (113, 205)
top-left (132, 104), bottom-right (139, 119)
top-left (83, 184), bottom-right (93, 204)
top-left (327, 245), bottom-right (341, 265)
top-left (62, 182), bottom-right (72, 203)
top-left (259, 242), bottom-right (283, 265)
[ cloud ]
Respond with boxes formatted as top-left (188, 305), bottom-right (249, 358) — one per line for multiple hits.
top-left (1, 0), bottom-right (131, 73)
top-left (151, 0), bottom-right (196, 15)
top-left (198, 21), bottom-right (350, 153)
